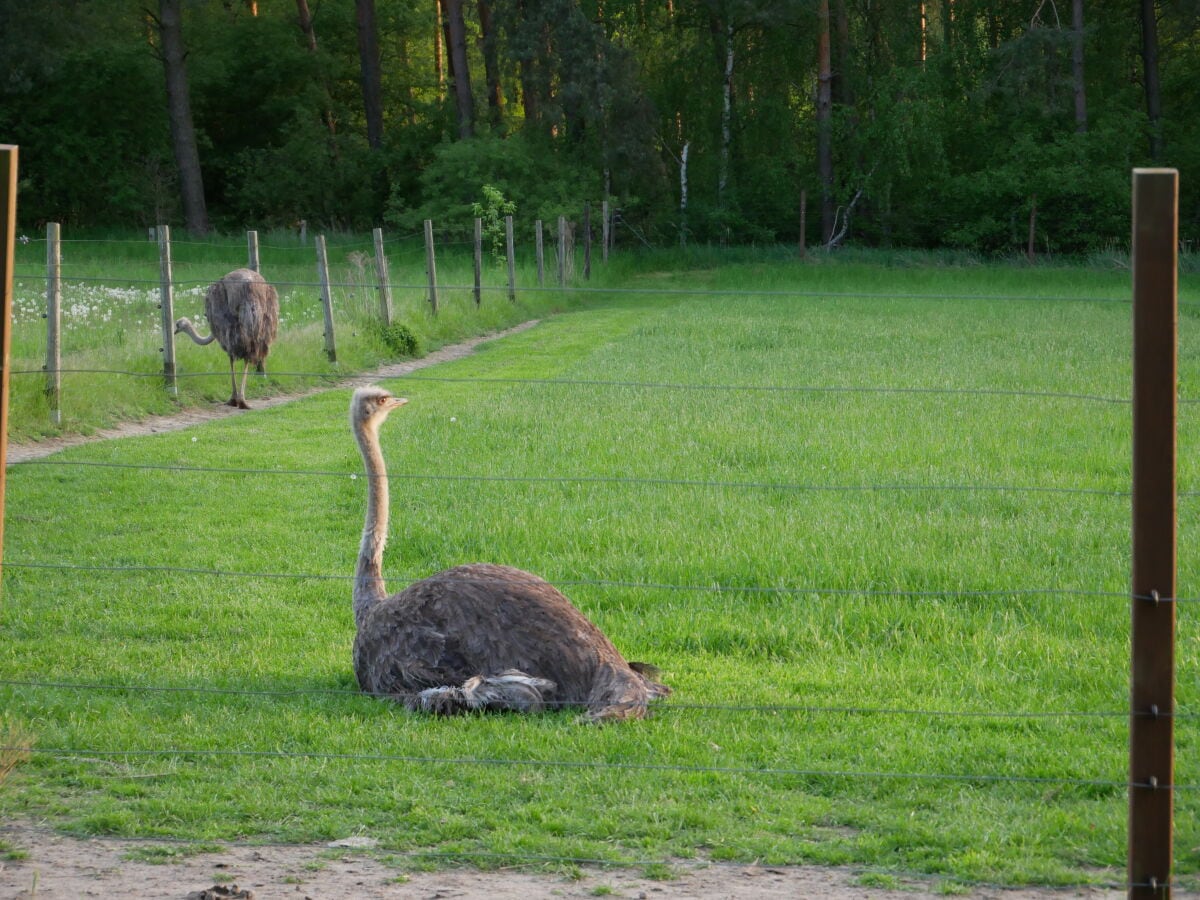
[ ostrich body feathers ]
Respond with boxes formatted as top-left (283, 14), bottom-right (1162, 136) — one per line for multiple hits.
top-left (349, 387), bottom-right (669, 721)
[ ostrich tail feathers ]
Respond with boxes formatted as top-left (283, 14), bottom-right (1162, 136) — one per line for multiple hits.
top-left (410, 670), bottom-right (556, 715)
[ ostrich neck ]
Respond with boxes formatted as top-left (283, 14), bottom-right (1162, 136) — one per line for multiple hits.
top-left (180, 322), bottom-right (216, 346)
top-left (353, 419), bottom-right (390, 626)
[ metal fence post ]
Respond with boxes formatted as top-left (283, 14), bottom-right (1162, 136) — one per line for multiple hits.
top-left (1129, 167), bottom-right (1178, 900)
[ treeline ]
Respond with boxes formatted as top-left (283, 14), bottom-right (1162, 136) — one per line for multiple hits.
top-left (1, 0), bottom-right (1196, 253)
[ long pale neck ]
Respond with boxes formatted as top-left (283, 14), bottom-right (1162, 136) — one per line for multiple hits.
top-left (179, 321), bottom-right (216, 346)
top-left (353, 418), bottom-right (389, 626)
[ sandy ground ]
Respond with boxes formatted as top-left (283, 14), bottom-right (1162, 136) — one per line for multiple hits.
top-left (4, 321), bottom-right (541, 465)
top-left (0, 821), bottom-right (1156, 900)
top-left (2, 324), bottom-right (1190, 899)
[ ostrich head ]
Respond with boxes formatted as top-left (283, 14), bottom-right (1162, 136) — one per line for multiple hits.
top-left (351, 386), bottom-right (408, 435)
top-left (173, 317), bottom-right (193, 335)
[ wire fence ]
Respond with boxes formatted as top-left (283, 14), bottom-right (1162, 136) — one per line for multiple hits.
top-left (2, 231), bottom-right (1197, 889)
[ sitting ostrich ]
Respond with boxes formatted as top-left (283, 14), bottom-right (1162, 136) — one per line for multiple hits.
top-left (350, 386), bottom-right (670, 721)
top-left (175, 268), bottom-right (279, 409)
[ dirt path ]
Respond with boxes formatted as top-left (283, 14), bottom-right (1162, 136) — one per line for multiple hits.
top-left (4, 321), bottom-right (541, 465)
top-left (0, 821), bottom-right (1146, 900)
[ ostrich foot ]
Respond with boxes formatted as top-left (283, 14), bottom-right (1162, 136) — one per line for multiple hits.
top-left (409, 670), bottom-right (556, 715)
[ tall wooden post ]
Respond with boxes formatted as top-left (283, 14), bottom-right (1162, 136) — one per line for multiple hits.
top-left (583, 202), bottom-right (592, 280)
top-left (247, 229), bottom-right (260, 272)
top-left (423, 219), bottom-right (439, 314)
top-left (473, 217), bottom-right (483, 307)
top-left (504, 214), bottom-right (516, 302)
top-left (799, 189), bottom-right (808, 258)
top-left (45, 222), bottom-right (62, 424)
top-left (315, 235), bottom-right (337, 362)
top-left (1129, 168), bottom-right (1178, 900)
top-left (373, 227), bottom-right (393, 325)
top-left (601, 201), bottom-right (610, 263)
top-left (0, 146), bottom-right (17, 576)
top-left (156, 225), bottom-right (178, 397)
top-left (535, 220), bottom-right (545, 287)
top-left (557, 215), bottom-right (567, 287)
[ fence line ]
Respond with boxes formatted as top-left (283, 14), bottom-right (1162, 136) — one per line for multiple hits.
top-left (2, 561), bottom-right (1173, 606)
top-left (9, 458), bottom-right (1135, 499)
top-left (4, 676), bottom-right (1197, 721)
top-left (3, 366), bottom-right (1139, 409)
top-left (0, 743), bottom-right (1156, 790)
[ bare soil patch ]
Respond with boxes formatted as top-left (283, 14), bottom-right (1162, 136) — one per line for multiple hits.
top-left (0, 821), bottom-right (1146, 900)
top-left (5, 321), bottom-right (541, 465)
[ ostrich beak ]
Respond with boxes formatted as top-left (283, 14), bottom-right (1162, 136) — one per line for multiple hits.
top-left (388, 397), bottom-right (408, 410)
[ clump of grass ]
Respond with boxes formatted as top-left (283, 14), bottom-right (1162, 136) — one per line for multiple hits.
top-left (0, 716), bottom-right (32, 788)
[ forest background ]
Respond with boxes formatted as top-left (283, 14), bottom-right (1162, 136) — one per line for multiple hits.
top-left (0, 0), bottom-right (1196, 254)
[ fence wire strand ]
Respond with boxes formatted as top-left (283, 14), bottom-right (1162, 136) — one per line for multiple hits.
top-left (3, 676), bottom-right (1196, 720)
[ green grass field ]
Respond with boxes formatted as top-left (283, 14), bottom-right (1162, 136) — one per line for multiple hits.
top-left (1, 246), bottom-right (1198, 890)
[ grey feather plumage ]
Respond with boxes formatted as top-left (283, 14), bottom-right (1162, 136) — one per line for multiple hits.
top-left (175, 268), bottom-right (279, 409)
top-left (349, 386), bottom-right (670, 722)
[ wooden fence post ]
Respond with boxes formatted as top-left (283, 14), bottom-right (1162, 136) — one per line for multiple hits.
top-left (473, 218), bottom-right (483, 307)
top-left (315, 235), bottom-right (337, 362)
top-left (156, 224), bottom-right (178, 397)
top-left (45, 222), bottom-right (62, 424)
top-left (557, 215), bottom-right (567, 287)
top-left (799, 188), bottom-right (808, 258)
top-left (1027, 195), bottom-right (1038, 263)
top-left (423, 219), bottom-right (439, 314)
top-left (583, 202), bottom-right (592, 280)
top-left (601, 201), bottom-right (610, 263)
top-left (0, 146), bottom-right (17, 567)
top-left (505, 214), bottom-right (516, 302)
top-left (247, 229), bottom-right (260, 272)
top-left (535, 220), bottom-right (545, 287)
top-left (373, 227), bottom-right (393, 325)
top-left (1129, 168), bottom-right (1178, 900)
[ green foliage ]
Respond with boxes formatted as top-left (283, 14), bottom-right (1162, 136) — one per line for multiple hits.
top-left (384, 135), bottom-right (598, 239)
top-left (471, 184), bottom-right (517, 265)
top-left (371, 321), bottom-right (422, 357)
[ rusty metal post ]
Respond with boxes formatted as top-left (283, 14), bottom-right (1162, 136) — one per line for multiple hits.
top-left (1129, 168), bottom-right (1178, 900)
top-left (0, 146), bottom-right (18, 582)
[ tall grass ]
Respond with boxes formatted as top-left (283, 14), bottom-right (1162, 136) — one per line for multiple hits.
top-left (1, 246), bottom-right (1198, 888)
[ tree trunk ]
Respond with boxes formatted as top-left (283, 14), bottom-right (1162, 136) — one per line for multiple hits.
top-left (1140, 0), bottom-right (1163, 159)
top-left (477, 0), bottom-right (504, 127)
top-left (1071, 0), bottom-right (1087, 132)
top-left (817, 0), bottom-right (835, 243)
top-left (679, 140), bottom-right (689, 248)
top-left (156, 0), bottom-right (209, 235)
top-left (444, 0), bottom-right (475, 138)
top-left (434, 0), bottom-right (446, 97)
top-left (295, 0), bottom-right (338, 140)
top-left (833, 0), bottom-right (852, 106)
top-left (717, 21), bottom-right (733, 215)
top-left (355, 0), bottom-right (385, 150)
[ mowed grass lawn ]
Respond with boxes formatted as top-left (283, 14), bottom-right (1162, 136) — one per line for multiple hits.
top-left (1, 257), bottom-right (1197, 888)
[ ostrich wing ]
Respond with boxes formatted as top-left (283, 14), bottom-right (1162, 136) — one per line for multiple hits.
top-left (354, 623), bottom-right (468, 696)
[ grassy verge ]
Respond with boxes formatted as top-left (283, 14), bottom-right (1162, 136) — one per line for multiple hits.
top-left (0, 249), bottom-right (1197, 888)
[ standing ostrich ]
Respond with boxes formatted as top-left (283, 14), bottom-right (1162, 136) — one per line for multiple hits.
top-left (350, 386), bottom-right (670, 721)
top-left (174, 268), bottom-right (279, 409)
